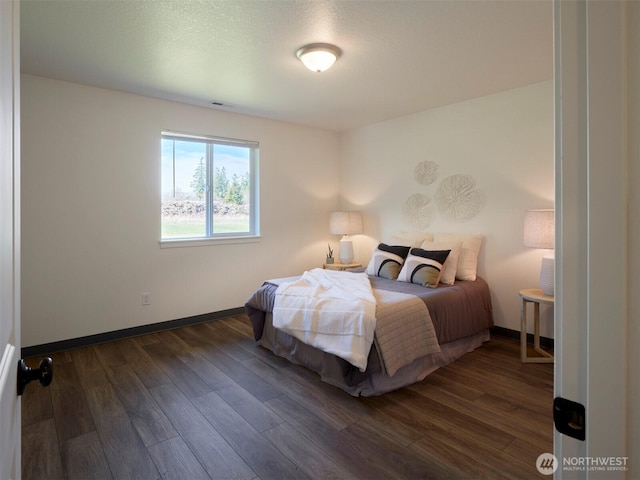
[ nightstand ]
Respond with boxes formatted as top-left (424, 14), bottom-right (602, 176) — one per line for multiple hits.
top-left (323, 262), bottom-right (362, 271)
top-left (519, 288), bottom-right (554, 363)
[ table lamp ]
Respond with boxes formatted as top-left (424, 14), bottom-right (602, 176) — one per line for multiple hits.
top-left (523, 209), bottom-right (555, 296)
top-left (329, 211), bottom-right (363, 264)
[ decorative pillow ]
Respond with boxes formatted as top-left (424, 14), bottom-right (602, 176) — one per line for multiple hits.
top-left (419, 240), bottom-right (462, 285)
top-left (366, 243), bottom-right (411, 280)
top-left (389, 231), bottom-right (434, 248)
top-left (397, 248), bottom-right (450, 288)
top-left (433, 233), bottom-right (483, 281)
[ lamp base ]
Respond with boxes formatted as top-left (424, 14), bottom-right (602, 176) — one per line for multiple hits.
top-left (339, 237), bottom-right (354, 264)
top-left (540, 255), bottom-right (554, 296)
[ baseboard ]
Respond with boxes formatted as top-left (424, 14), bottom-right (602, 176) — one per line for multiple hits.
top-left (23, 312), bottom-right (554, 358)
top-left (21, 307), bottom-right (246, 358)
top-left (490, 326), bottom-right (555, 350)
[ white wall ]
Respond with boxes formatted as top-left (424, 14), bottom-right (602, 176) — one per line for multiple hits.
top-left (21, 74), bottom-right (340, 347)
top-left (21, 75), bottom-right (553, 346)
top-left (339, 81), bottom-right (554, 334)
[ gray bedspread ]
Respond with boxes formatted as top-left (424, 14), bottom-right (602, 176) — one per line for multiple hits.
top-left (245, 272), bottom-right (493, 346)
top-left (367, 274), bottom-right (494, 344)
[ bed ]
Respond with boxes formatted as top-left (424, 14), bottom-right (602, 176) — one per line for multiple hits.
top-left (244, 266), bottom-right (493, 397)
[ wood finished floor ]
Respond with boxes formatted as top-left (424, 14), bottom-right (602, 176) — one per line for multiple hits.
top-left (21, 315), bottom-right (553, 480)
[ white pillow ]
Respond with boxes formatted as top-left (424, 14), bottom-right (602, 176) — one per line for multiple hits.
top-left (432, 233), bottom-right (483, 281)
top-left (420, 240), bottom-right (462, 285)
top-left (389, 231), bottom-right (434, 248)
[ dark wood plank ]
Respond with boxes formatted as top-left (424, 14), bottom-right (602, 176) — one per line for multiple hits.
top-left (408, 428), bottom-right (512, 480)
top-left (154, 329), bottom-right (197, 355)
top-left (194, 345), bottom-right (281, 402)
top-left (201, 322), bottom-right (256, 362)
top-left (21, 376), bottom-right (53, 427)
top-left (170, 323), bottom-right (218, 350)
top-left (421, 369), bottom-right (485, 402)
top-left (339, 418), bottom-right (458, 479)
top-left (364, 387), bottom-right (515, 452)
top-left (60, 431), bottom-right (112, 480)
top-left (214, 381), bottom-right (284, 433)
top-left (94, 341), bottom-right (129, 368)
top-left (244, 356), bottom-right (356, 430)
top-left (261, 422), bottom-right (358, 480)
top-left (151, 383), bottom-right (255, 480)
top-left (192, 391), bottom-right (309, 480)
top-left (84, 383), bottom-right (160, 479)
top-left (48, 361), bottom-right (96, 442)
top-left (412, 425), bottom-right (539, 479)
top-left (102, 363), bottom-right (178, 447)
top-left (503, 436), bottom-right (555, 470)
top-left (282, 360), bottom-right (425, 447)
top-left (22, 419), bottom-right (64, 480)
top-left (218, 315), bottom-right (255, 337)
top-left (148, 436), bottom-right (210, 480)
top-left (70, 346), bottom-right (110, 389)
top-left (435, 361), bottom-right (552, 416)
top-left (408, 380), bottom-right (552, 447)
top-left (142, 341), bottom-right (213, 399)
top-left (264, 394), bottom-right (395, 480)
top-left (180, 349), bottom-right (237, 392)
top-left (116, 337), bottom-right (172, 389)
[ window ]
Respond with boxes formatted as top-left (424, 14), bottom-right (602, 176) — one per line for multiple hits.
top-left (161, 131), bottom-right (259, 243)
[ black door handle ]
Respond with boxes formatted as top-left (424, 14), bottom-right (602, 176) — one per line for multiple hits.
top-left (17, 357), bottom-right (53, 396)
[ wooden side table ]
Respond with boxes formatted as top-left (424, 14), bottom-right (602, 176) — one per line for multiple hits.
top-left (519, 288), bottom-right (554, 363)
top-left (323, 262), bottom-right (362, 271)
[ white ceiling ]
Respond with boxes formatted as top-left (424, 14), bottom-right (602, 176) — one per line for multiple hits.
top-left (20, 0), bottom-right (553, 132)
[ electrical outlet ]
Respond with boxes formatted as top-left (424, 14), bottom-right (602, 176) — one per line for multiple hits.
top-left (141, 292), bottom-right (151, 306)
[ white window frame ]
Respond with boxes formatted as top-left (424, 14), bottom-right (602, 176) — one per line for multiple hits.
top-left (160, 130), bottom-right (260, 248)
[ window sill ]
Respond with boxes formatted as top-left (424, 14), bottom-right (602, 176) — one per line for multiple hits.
top-left (160, 235), bottom-right (262, 249)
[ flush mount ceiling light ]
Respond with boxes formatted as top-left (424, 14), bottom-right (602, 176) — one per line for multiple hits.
top-left (296, 43), bottom-right (342, 73)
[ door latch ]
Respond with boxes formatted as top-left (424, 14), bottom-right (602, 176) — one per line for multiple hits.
top-left (553, 396), bottom-right (586, 441)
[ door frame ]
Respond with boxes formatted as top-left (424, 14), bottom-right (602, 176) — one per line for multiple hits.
top-left (553, 0), bottom-right (632, 477)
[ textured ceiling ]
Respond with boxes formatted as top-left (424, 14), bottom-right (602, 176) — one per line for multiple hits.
top-left (20, 0), bottom-right (553, 132)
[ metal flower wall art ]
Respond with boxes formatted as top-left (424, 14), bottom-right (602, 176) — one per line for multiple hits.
top-left (403, 161), bottom-right (484, 227)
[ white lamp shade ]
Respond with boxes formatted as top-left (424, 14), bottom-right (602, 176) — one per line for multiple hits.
top-left (523, 209), bottom-right (554, 249)
top-left (329, 211), bottom-right (363, 235)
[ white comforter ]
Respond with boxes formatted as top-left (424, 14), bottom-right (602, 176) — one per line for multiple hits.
top-left (272, 268), bottom-right (377, 371)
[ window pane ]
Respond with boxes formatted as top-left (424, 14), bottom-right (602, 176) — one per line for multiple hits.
top-left (161, 131), bottom-right (258, 242)
top-left (212, 144), bottom-right (250, 234)
top-left (161, 139), bottom-right (207, 238)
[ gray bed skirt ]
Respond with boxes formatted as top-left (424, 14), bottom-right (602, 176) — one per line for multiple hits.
top-left (259, 311), bottom-right (490, 397)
